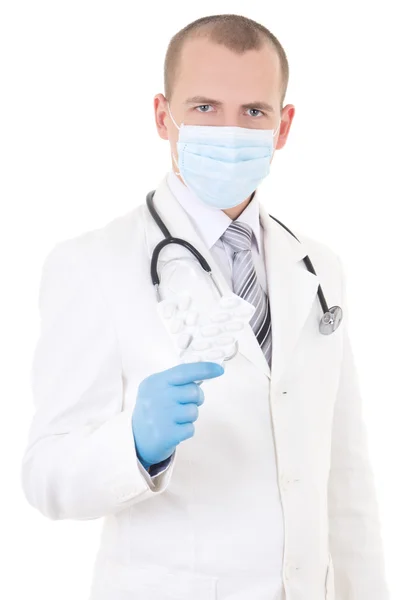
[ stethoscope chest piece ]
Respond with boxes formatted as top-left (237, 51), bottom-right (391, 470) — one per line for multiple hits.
top-left (319, 306), bottom-right (343, 335)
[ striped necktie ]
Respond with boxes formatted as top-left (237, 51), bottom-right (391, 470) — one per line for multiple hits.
top-left (221, 221), bottom-right (272, 367)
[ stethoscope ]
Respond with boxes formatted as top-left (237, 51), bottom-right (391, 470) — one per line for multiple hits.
top-left (146, 190), bottom-right (343, 335)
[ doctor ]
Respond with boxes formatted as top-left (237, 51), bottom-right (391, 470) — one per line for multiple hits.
top-left (21, 13), bottom-right (389, 600)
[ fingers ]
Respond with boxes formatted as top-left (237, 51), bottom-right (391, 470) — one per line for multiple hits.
top-left (174, 422), bottom-right (195, 443)
top-left (164, 362), bottom-right (224, 386)
top-left (173, 402), bottom-right (199, 424)
top-left (169, 382), bottom-right (204, 405)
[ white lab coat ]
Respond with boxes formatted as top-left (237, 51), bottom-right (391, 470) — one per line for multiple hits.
top-left (21, 173), bottom-right (390, 600)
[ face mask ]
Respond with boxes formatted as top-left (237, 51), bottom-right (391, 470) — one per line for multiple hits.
top-left (168, 102), bottom-right (280, 209)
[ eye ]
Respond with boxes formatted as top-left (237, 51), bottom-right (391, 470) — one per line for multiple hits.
top-left (247, 109), bottom-right (265, 117)
top-left (195, 105), bottom-right (213, 113)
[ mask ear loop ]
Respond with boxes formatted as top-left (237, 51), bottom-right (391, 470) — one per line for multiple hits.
top-left (171, 152), bottom-right (181, 178)
top-left (273, 119), bottom-right (281, 138)
top-left (167, 102), bottom-right (184, 178)
top-left (167, 102), bottom-right (181, 130)
top-left (271, 119), bottom-right (281, 158)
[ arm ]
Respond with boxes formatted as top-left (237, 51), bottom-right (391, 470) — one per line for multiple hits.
top-left (327, 254), bottom-right (390, 599)
top-left (21, 239), bottom-right (176, 521)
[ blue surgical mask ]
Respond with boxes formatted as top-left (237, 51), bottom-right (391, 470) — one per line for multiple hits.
top-left (168, 102), bottom-right (280, 209)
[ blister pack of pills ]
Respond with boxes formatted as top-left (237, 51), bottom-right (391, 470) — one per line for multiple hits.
top-left (156, 292), bottom-right (256, 366)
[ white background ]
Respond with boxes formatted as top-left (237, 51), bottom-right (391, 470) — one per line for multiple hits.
top-left (1, 1), bottom-right (398, 598)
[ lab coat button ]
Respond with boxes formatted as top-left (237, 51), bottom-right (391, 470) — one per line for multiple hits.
top-left (280, 472), bottom-right (291, 492)
top-left (280, 473), bottom-right (300, 491)
top-left (284, 561), bottom-right (298, 581)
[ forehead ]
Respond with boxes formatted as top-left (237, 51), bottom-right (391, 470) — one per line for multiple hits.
top-left (174, 36), bottom-right (282, 102)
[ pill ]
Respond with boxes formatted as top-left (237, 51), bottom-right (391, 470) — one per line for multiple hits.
top-left (220, 296), bottom-right (240, 309)
top-left (185, 310), bottom-right (198, 326)
top-left (162, 301), bottom-right (176, 319)
top-left (178, 295), bottom-right (191, 311)
top-left (170, 317), bottom-right (184, 333)
top-left (223, 342), bottom-right (238, 358)
top-left (225, 321), bottom-right (244, 332)
top-left (210, 312), bottom-right (230, 323)
top-left (234, 304), bottom-right (255, 317)
top-left (201, 325), bottom-right (222, 337)
top-left (204, 348), bottom-right (225, 360)
top-left (191, 339), bottom-right (211, 351)
top-left (177, 333), bottom-right (192, 349)
top-left (213, 335), bottom-right (235, 346)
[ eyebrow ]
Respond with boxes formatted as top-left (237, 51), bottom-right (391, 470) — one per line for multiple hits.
top-left (184, 96), bottom-right (274, 113)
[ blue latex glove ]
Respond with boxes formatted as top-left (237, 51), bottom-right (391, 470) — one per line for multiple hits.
top-left (132, 362), bottom-right (224, 470)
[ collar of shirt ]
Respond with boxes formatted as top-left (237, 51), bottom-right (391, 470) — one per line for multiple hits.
top-left (166, 170), bottom-right (262, 252)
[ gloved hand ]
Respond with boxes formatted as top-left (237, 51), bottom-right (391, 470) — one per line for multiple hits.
top-left (132, 361), bottom-right (224, 470)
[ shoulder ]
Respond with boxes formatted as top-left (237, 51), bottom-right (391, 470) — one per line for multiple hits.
top-left (38, 205), bottom-right (147, 315)
top-left (42, 204), bottom-right (145, 271)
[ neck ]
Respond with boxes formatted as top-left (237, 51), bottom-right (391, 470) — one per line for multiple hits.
top-left (222, 193), bottom-right (254, 220)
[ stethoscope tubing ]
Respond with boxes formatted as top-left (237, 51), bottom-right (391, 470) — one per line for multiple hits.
top-left (146, 190), bottom-right (343, 335)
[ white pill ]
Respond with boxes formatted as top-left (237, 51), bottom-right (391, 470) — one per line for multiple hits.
top-left (204, 348), bottom-right (225, 360)
top-left (170, 317), bottom-right (184, 333)
top-left (177, 333), bottom-right (192, 349)
top-left (201, 325), bottom-right (222, 337)
top-left (185, 310), bottom-right (198, 326)
top-left (213, 335), bottom-right (235, 346)
top-left (210, 312), bottom-right (230, 323)
top-left (178, 295), bottom-right (191, 311)
top-left (225, 321), bottom-right (244, 332)
top-left (234, 305), bottom-right (254, 317)
top-left (191, 339), bottom-right (211, 351)
top-left (221, 342), bottom-right (237, 357)
top-left (162, 301), bottom-right (176, 319)
top-left (220, 296), bottom-right (240, 309)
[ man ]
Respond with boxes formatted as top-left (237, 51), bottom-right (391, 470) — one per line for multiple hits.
top-left (21, 13), bottom-right (389, 600)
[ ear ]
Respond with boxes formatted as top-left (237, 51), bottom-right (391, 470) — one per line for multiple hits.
top-left (154, 94), bottom-right (170, 141)
top-left (275, 104), bottom-right (295, 151)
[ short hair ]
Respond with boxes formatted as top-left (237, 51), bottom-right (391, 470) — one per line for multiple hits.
top-left (164, 14), bottom-right (289, 110)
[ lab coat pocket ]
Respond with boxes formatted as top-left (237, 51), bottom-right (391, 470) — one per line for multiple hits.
top-left (325, 553), bottom-right (335, 599)
top-left (89, 558), bottom-right (218, 600)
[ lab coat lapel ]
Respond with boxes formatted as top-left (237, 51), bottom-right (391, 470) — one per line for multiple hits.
top-left (259, 201), bottom-right (320, 384)
top-left (143, 174), bottom-right (320, 384)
